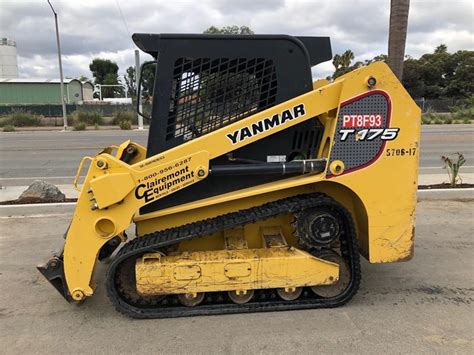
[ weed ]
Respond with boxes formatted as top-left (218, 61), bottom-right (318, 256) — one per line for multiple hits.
top-left (441, 153), bottom-right (466, 187)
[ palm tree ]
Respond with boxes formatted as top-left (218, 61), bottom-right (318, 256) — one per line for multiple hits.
top-left (332, 54), bottom-right (342, 69)
top-left (388, 0), bottom-right (410, 80)
top-left (341, 50), bottom-right (355, 68)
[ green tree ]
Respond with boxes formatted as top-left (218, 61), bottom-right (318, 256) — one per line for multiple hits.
top-left (444, 50), bottom-right (473, 98)
top-left (89, 58), bottom-right (121, 98)
top-left (141, 61), bottom-right (156, 98)
top-left (434, 44), bottom-right (448, 54)
top-left (203, 25), bottom-right (254, 35)
top-left (77, 75), bottom-right (89, 82)
top-left (402, 45), bottom-right (473, 99)
top-left (124, 66), bottom-right (136, 98)
top-left (332, 50), bottom-right (361, 79)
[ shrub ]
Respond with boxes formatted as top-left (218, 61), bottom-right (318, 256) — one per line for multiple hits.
top-left (444, 116), bottom-right (453, 124)
top-left (119, 120), bottom-right (132, 130)
top-left (462, 118), bottom-right (471, 124)
top-left (3, 111), bottom-right (42, 127)
top-left (3, 124), bottom-right (15, 132)
top-left (73, 111), bottom-right (104, 125)
top-left (433, 117), bottom-right (443, 124)
top-left (441, 153), bottom-right (466, 187)
top-left (421, 115), bottom-right (432, 125)
top-left (73, 122), bottom-right (87, 131)
top-left (450, 96), bottom-right (474, 121)
top-left (0, 116), bottom-right (12, 127)
top-left (113, 111), bottom-right (136, 125)
top-left (94, 123), bottom-right (99, 130)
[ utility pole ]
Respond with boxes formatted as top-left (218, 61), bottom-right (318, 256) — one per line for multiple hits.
top-left (135, 50), bottom-right (144, 130)
top-left (47, 0), bottom-right (68, 130)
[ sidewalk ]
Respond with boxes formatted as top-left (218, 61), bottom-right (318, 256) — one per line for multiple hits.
top-left (1, 174), bottom-right (473, 203)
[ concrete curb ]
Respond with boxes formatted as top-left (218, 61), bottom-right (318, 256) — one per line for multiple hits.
top-left (1, 189), bottom-right (473, 217)
top-left (417, 188), bottom-right (474, 201)
top-left (0, 202), bottom-right (76, 217)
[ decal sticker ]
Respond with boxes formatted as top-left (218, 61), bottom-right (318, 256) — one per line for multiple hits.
top-left (327, 90), bottom-right (392, 177)
top-left (267, 155), bottom-right (286, 163)
top-left (342, 114), bottom-right (383, 128)
top-left (339, 128), bottom-right (400, 141)
top-left (386, 147), bottom-right (417, 157)
top-left (226, 103), bottom-right (306, 144)
top-left (135, 157), bottom-right (195, 203)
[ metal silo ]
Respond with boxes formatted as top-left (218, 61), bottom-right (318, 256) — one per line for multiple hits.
top-left (0, 38), bottom-right (19, 78)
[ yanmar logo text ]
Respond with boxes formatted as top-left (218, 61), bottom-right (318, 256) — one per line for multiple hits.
top-left (226, 103), bottom-right (306, 144)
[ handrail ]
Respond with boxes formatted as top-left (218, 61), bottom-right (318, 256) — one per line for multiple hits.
top-left (73, 156), bottom-right (93, 192)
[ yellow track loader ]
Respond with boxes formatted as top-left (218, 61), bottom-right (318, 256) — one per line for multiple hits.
top-left (38, 34), bottom-right (421, 318)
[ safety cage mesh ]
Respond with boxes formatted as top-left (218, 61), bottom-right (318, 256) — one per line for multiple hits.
top-left (166, 57), bottom-right (278, 141)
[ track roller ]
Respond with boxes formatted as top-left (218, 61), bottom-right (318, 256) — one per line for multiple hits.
top-left (178, 293), bottom-right (205, 307)
top-left (228, 290), bottom-right (254, 304)
top-left (277, 287), bottom-right (302, 301)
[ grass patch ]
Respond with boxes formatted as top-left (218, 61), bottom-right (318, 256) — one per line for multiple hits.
top-left (3, 124), bottom-right (15, 132)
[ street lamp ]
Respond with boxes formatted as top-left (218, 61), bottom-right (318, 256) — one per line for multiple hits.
top-left (47, 0), bottom-right (68, 131)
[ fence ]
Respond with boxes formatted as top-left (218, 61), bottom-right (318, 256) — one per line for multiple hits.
top-left (414, 98), bottom-right (462, 113)
top-left (0, 103), bottom-right (152, 118)
top-left (0, 98), bottom-right (463, 117)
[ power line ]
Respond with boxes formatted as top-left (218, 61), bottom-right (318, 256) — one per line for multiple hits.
top-left (115, 0), bottom-right (132, 42)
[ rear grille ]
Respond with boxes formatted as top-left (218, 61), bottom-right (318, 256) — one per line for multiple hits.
top-left (291, 127), bottom-right (321, 159)
top-left (166, 57), bottom-right (278, 141)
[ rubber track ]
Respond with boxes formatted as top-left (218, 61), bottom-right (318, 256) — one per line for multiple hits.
top-left (106, 193), bottom-right (361, 318)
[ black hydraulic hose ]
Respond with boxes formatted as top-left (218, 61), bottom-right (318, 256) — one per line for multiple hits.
top-left (209, 159), bottom-right (327, 176)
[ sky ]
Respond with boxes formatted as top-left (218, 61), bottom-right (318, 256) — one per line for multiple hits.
top-left (0, 0), bottom-right (473, 81)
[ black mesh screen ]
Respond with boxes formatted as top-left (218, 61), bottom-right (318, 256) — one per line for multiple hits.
top-left (166, 57), bottom-right (278, 141)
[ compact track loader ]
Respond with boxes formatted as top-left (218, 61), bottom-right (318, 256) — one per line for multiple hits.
top-left (38, 34), bottom-right (421, 318)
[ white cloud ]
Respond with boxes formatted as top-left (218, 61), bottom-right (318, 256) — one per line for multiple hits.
top-left (0, 0), bottom-right (472, 80)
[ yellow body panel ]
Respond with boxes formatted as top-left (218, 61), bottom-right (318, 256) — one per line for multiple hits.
top-left (135, 247), bottom-right (339, 295)
top-left (60, 62), bottom-right (420, 300)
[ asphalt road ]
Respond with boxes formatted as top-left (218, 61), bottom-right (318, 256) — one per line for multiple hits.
top-left (1, 199), bottom-right (473, 353)
top-left (0, 125), bottom-right (473, 186)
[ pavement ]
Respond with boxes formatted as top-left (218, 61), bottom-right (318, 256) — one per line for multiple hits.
top-left (0, 199), bottom-right (473, 354)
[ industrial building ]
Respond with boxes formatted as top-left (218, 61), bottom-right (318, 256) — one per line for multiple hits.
top-left (0, 78), bottom-right (94, 105)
